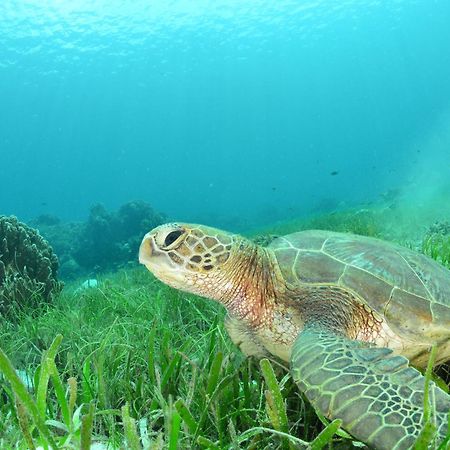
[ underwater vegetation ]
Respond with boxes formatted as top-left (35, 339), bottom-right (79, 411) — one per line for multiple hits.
top-left (422, 221), bottom-right (450, 268)
top-left (250, 207), bottom-right (387, 243)
top-left (0, 216), bottom-right (63, 319)
top-left (0, 206), bottom-right (449, 448)
top-left (0, 269), bottom-right (348, 449)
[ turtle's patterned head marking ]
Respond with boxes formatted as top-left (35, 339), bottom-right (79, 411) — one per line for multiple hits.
top-left (139, 223), bottom-right (236, 294)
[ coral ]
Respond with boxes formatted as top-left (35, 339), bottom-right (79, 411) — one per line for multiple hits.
top-left (0, 216), bottom-right (63, 316)
top-left (27, 201), bottom-right (167, 278)
top-left (73, 201), bottom-right (166, 272)
top-left (30, 217), bottom-right (84, 280)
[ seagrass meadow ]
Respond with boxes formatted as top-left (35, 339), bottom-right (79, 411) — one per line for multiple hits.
top-left (0, 209), bottom-right (449, 449)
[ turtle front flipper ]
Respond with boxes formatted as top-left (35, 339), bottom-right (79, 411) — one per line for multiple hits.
top-left (291, 326), bottom-right (450, 450)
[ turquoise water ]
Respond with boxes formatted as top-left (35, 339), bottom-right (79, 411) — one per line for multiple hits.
top-left (1, 0), bottom-right (449, 228)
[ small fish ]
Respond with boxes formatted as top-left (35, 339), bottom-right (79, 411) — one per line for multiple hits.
top-left (330, 171), bottom-right (339, 176)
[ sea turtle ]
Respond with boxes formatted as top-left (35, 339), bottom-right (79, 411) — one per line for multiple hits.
top-left (139, 223), bottom-right (450, 449)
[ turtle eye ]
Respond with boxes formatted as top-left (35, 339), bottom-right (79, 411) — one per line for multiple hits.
top-left (163, 229), bottom-right (184, 248)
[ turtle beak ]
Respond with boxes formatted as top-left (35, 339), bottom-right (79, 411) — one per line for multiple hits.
top-left (139, 232), bottom-right (155, 267)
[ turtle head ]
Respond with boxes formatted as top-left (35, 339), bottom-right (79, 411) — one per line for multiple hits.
top-left (140, 222), bottom-right (281, 324)
top-left (139, 223), bottom-right (236, 296)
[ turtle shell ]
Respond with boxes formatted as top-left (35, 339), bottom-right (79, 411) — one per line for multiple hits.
top-left (269, 230), bottom-right (450, 342)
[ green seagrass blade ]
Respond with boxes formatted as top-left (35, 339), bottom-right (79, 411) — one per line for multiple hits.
top-left (290, 326), bottom-right (450, 450)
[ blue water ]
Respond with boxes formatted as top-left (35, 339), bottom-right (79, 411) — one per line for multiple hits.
top-left (1, 0), bottom-right (449, 229)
